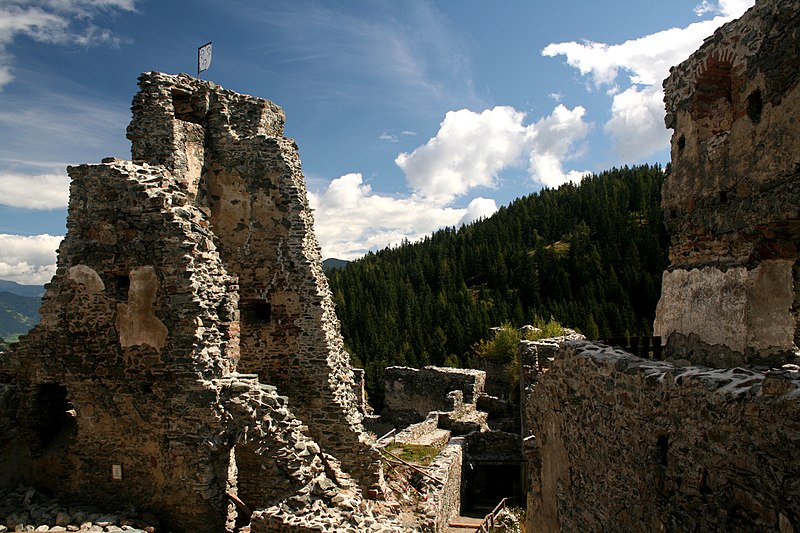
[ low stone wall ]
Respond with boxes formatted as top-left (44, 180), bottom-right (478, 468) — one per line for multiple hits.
top-left (525, 340), bottom-right (800, 533)
top-left (418, 437), bottom-right (464, 533)
top-left (393, 413), bottom-right (440, 445)
top-left (382, 366), bottom-right (485, 427)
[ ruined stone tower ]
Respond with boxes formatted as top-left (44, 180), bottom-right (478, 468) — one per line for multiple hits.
top-left (523, 3), bottom-right (800, 532)
top-left (655, 0), bottom-right (800, 366)
top-left (0, 72), bottom-right (387, 532)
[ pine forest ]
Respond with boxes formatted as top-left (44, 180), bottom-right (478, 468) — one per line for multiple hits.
top-left (326, 164), bottom-right (670, 407)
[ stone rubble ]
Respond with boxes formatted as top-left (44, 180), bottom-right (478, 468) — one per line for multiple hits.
top-left (0, 486), bottom-right (153, 532)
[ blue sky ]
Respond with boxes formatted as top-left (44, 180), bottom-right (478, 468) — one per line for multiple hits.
top-left (0, 0), bottom-right (754, 284)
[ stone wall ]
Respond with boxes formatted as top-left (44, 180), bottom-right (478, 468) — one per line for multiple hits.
top-left (382, 366), bottom-right (486, 427)
top-left (126, 73), bottom-right (380, 493)
top-left (417, 438), bottom-right (464, 533)
top-left (525, 341), bottom-right (800, 533)
top-left (0, 73), bottom-right (392, 532)
top-left (655, 0), bottom-right (800, 366)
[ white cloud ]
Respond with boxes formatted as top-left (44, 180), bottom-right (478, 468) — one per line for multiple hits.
top-left (0, 233), bottom-right (61, 284)
top-left (310, 103), bottom-right (593, 258)
top-left (0, 171), bottom-right (69, 209)
top-left (542, 19), bottom-right (733, 89)
top-left (0, 1), bottom-right (135, 90)
top-left (309, 173), bottom-right (495, 260)
top-left (396, 106), bottom-right (528, 203)
top-left (604, 85), bottom-right (671, 162)
top-left (457, 197), bottom-right (498, 227)
top-left (395, 103), bottom-right (591, 199)
top-left (542, 0), bottom-right (754, 161)
top-left (695, 0), bottom-right (753, 17)
top-left (527, 104), bottom-right (591, 187)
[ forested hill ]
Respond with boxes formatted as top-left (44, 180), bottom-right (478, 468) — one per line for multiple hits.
top-left (326, 164), bottom-right (670, 404)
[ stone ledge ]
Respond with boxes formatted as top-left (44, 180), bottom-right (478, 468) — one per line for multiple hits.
top-left (562, 340), bottom-right (800, 399)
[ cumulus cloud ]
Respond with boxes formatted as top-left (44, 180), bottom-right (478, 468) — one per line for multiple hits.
top-left (311, 102), bottom-right (594, 257)
top-left (457, 197), bottom-right (498, 227)
top-left (604, 85), bottom-right (671, 162)
top-left (542, 0), bottom-right (754, 161)
top-left (0, 0), bottom-right (135, 90)
top-left (309, 173), bottom-right (498, 260)
top-left (396, 104), bottom-right (590, 199)
top-left (695, 0), bottom-right (754, 17)
top-left (0, 171), bottom-right (70, 209)
top-left (0, 233), bottom-right (62, 284)
top-left (396, 106), bottom-right (528, 203)
top-left (527, 104), bottom-right (590, 187)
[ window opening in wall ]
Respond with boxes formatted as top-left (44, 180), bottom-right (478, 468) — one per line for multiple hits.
top-left (656, 435), bottom-right (669, 469)
top-left (677, 135), bottom-right (686, 152)
top-left (112, 273), bottom-right (130, 303)
top-left (747, 89), bottom-right (763, 124)
top-left (32, 383), bottom-right (77, 450)
top-left (242, 300), bottom-right (271, 325)
top-left (171, 89), bottom-right (205, 125)
top-left (691, 55), bottom-right (734, 139)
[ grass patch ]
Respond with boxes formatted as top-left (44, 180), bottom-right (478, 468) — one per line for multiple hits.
top-left (384, 443), bottom-right (440, 467)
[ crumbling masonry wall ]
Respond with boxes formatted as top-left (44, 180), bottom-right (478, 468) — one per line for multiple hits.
top-left (524, 341), bottom-right (800, 533)
top-left (524, 4), bottom-right (800, 532)
top-left (0, 73), bottom-right (388, 532)
top-left (655, 0), bottom-right (800, 366)
top-left (381, 366), bottom-right (486, 428)
top-left (127, 73), bottom-right (380, 492)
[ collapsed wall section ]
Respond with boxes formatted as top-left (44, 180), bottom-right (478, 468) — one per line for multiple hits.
top-left (126, 72), bottom-right (381, 493)
top-left (0, 160), bottom-right (240, 531)
top-left (525, 341), bottom-right (800, 533)
top-left (382, 366), bottom-right (486, 427)
top-left (655, 0), bottom-right (800, 366)
top-left (0, 159), bottom-right (388, 532)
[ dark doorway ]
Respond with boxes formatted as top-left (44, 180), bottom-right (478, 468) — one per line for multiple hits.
top-left (463, 461), bottom-right (525, 513)
top-left (31, 383), bottom-right (77, 451)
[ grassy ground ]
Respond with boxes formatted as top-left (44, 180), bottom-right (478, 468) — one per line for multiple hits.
top-left (383, 442), bottom-right (441, 466)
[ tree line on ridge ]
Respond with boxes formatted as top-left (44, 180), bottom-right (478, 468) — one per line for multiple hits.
top-left (326, 164), bottom-right (670, 408)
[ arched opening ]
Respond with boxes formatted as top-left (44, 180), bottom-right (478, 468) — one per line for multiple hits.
top-left (691, 54), bottom-right (734, 141)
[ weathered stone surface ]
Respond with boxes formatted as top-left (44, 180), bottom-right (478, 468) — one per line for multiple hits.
top-left (655, 260), bottom-right (795, 365)
top-left (382, 366), bottom-right (485, 428)
top-left (525, 341), bottom-right (800, 533)
top-left (416, 438), bottom-right (463, 533)
top-left (656, 0), bottom-right (800, 365)
top-left (0, 73), bottom-right (396, 532)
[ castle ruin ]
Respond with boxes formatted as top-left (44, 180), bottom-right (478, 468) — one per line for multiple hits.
top-left (0, 72), bottom-right (394, 532)
top-left (654, 0), bottom-right (800, 367)
top-left (523, 1), bottom-right (800, 531)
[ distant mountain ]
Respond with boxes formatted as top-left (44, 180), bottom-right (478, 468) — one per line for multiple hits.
top-left (0, 280), bottom-right (45, 298)
top-left (0, 290), bottom-right (42, 344)
top-left (322, 258), bottom-right (350, 272)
